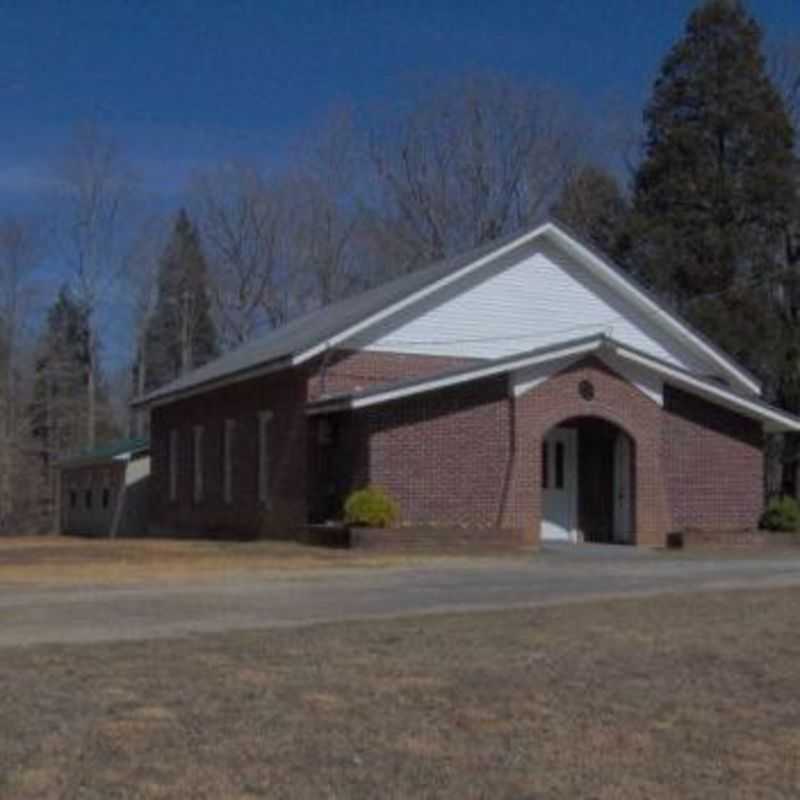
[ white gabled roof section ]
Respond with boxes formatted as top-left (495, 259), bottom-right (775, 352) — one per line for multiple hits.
top-left (548, 226), bottom-right (761, 396)
top-left (308, 336), bottom-right (605, 415)
top-left (294, 221), bottom-right (761, 398)
top-left (307, 334), bottom-right (800, 433)
top-left (611, 345), bottom-right (800, 433)
top-left (293, 222), bottom-right (552, 365)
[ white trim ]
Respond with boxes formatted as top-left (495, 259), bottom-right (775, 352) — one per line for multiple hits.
top-left (547, 227), bottom-right (761, 395)
top-left (613, 346), bottom-right (800, 432)
top-left (136, 221), bottom-right (759, 409)
top-left (293, 223), bottom-right (551, 367)
top-left (307, 339), bottom-right (604, 416)
top-left (293, 221), bottom-right (760, 396)
top-left (307, 333), bottom-right (799, 432)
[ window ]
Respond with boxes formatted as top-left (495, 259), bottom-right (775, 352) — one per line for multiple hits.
top-left (223, 419), bottom-right (235, 505)
top-left (541, 442), bottom-right (549, 489)
top-left (85, 489), bottom-right (92, 509)
top-left (258, 411), bottom-right (273, 507)
top-left (102, 488), bottom-right (111, 509)
top-left (169, 429), bottom-right (178, 503)
top-left (69, 490), bottom-right (77, 510)
top-left (193, 425), bottom-right (204, 504)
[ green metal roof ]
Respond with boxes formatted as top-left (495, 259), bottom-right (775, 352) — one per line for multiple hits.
top-left (58, 437), bottom-right (149, 468)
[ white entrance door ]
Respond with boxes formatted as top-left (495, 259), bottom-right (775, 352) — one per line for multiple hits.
top-left (541, 428), bottom-right (577, 542)
top-left (612, 432), bottom-right (633, 544)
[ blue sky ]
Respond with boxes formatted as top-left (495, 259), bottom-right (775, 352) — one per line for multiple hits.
top-left (1, 0), bottom-right (797, 201)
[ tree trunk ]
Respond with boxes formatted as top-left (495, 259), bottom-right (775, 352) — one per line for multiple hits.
top-left (87, 338), bottom-right (97, 450)
top-left (135, 332), bottom-right (147, 438)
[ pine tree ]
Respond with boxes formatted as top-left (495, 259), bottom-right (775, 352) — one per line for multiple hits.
top-left (630, 0), bottom-right (800, 494)
top-left (551, 166), bottom-right (630, 259)
top-left (31, 287), bottom-right (118, 459)
top-left (137, 210), bottom-right (218, 394)
top-left (631, 0), bottom-right (797, 310)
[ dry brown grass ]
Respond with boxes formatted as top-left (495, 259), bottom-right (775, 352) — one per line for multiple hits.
top-left (1, 589), bottom-right (799, 798)
top-left (0, 536), bottom-right (461, 587)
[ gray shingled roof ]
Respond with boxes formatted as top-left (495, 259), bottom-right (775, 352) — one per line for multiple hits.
top-left (133, 228), bottom-right (525, 406)
top-left (134, 216), bottom-right (760, 407)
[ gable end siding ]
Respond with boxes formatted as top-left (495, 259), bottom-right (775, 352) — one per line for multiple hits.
top-left (349, 242), bottom-right (710, 376)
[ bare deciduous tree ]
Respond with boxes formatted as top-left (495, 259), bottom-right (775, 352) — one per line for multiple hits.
top-left (285, 107), bottom-right (365, 310)
top-left (0, 216), bottom-right (42, 532)
top-left (191, 164), bottom-right (291, 348)
top-left (368, 75), bottom-right (583, 275)
top-left (54, 121), bottom-right (138, 449)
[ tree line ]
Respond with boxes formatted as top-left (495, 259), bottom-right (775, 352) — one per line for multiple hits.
top-left (1, 0), bottom-right (798, 533)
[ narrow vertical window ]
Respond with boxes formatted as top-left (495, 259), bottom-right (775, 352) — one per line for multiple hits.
top-left (258, 411), bottom-right (273, 507)
top-left (541, 442), bottom-right (549, 489)
top-left (193, 425), bottom-right (204, 504)
top-left (223, 419), bottom-right (235, 505)
top-left (169, 429), bottom-right (178, 503)
top-left (555, 442), bottom-right (565, 489)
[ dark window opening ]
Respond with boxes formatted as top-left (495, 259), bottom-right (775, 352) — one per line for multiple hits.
top-left (85, 490), bottom-right (92, 509)
top-left (102, 488), bottom-right (111, 509)
top-left (69, 490), bottom-right (77, 509)
top-left (555, 442), bottom-right (565, 489)
top-left (541, 442), bottom-right (549, 489)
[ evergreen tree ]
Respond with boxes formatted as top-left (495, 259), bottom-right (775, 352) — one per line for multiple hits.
top-left (631, 0), bottom-right (797, 311)
top-left (31, 286), bottom-right (117, 459)
top-left (551, 166), bottom-right (630, 259)
top-left (137, 210), bottom-right (218, 394)
top-left (630, 0), bottom-right (800, 494)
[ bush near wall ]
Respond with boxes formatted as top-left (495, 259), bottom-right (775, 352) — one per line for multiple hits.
top-left (343, 486), bottom-right (400, 528)
top-left (760, 497), bottom-right (800, 533)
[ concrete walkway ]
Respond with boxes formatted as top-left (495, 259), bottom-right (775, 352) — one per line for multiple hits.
top-left (2, 544), bottom-right (800, 647)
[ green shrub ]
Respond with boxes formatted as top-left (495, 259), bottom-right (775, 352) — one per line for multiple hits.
top-left (759, 496), bottom-right (800, 532)
top-left (343, 486), bottom-right (400, 528)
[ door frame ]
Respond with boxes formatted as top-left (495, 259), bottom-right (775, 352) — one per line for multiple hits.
top-left (540, 427), bottom-right (578, 542)
top-left (612, 431), bottom-right (634, 544)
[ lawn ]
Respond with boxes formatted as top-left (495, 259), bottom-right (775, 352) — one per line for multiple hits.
top-left (0, 536), bottom-right (459, 587)
top-left (1, 588), bottom-right (799, 799)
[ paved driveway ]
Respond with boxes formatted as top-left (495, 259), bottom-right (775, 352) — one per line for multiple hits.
top-left (2, 544), bottom-right (800, 647)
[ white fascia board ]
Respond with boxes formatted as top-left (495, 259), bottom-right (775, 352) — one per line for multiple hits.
top-left (547, 226), bottom-right (762, 396)
top-left (293, 224), bottom-right (551, 367)
top-left (307, 339), bottom-right (603, 416)
top-left (614, 346), bottom-right (800, 432)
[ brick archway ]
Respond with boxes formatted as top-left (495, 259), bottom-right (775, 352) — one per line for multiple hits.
top-left (501, 356), bottom-right (672, 547)
top-left (541, 415), bottom-right (636, 544)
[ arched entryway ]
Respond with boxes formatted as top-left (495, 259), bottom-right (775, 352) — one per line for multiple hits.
top-left (540, 416), bottom-right (636, 545)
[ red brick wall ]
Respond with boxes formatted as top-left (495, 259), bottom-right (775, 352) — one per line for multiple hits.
top-left (150, 367), bottom-right (308, 538)
top-left (307, 349), bottom-right (476, 400)
top-left (335, 356), bottom-right (765, 546)
top-left (149, 348), bottom-right (765, 546)
top-left (345, 376), bottom-right (520, 532)
top-left (508, 357), bottom-right (672, 546)
top-left (662, 385), bottom-right (763, 531)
